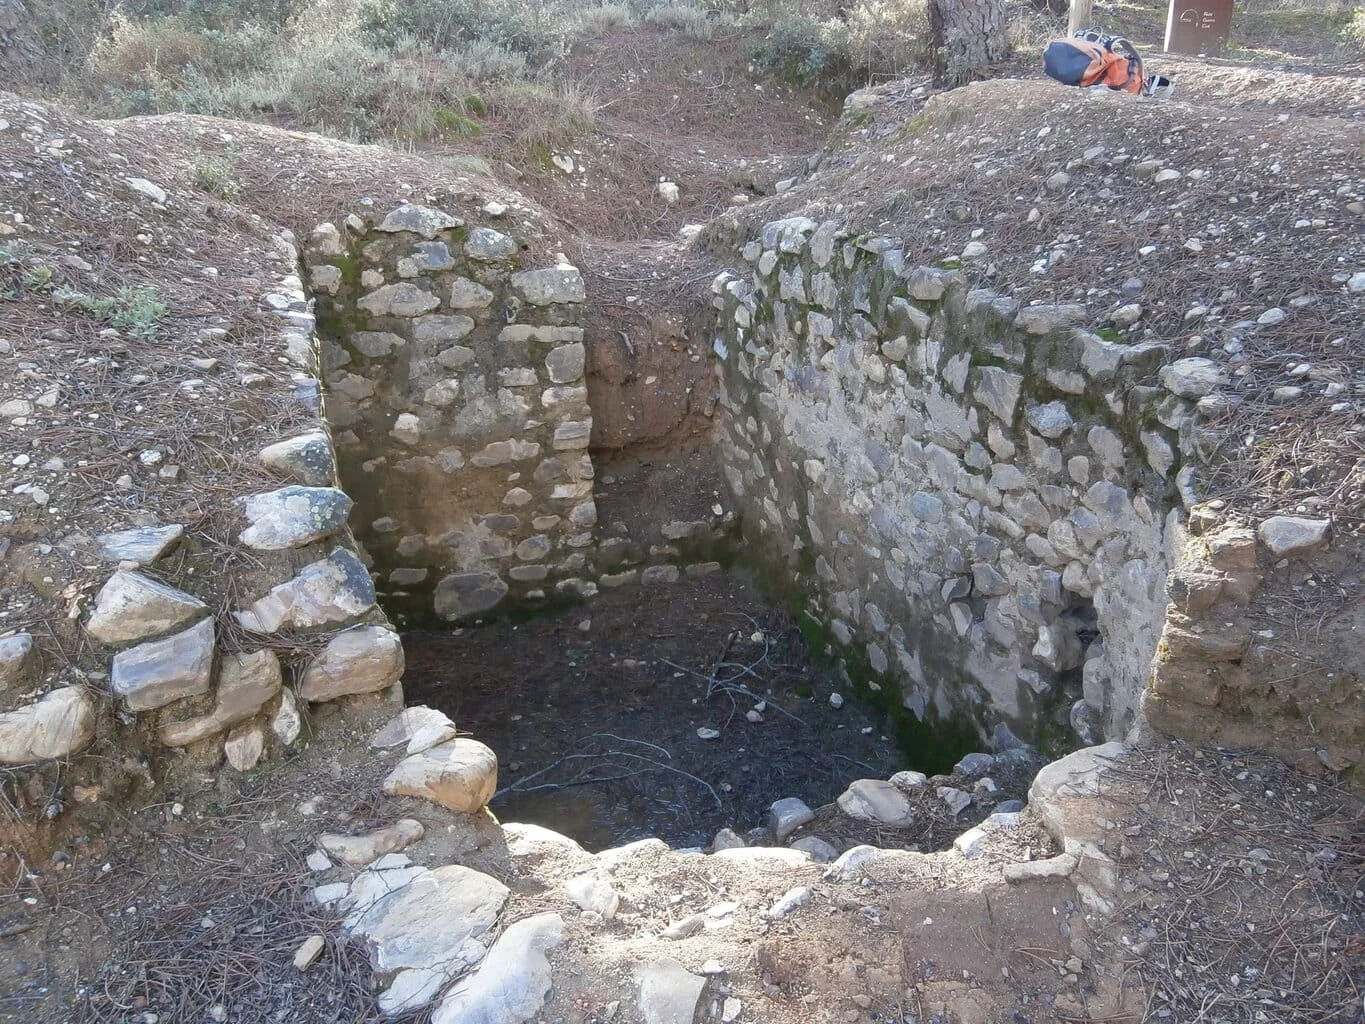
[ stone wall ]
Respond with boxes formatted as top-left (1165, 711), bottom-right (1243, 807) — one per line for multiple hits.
top-left (709, 217), bottom-right (1187, 749)
top-left (1147, 516), bottom-right (1361, 777)
top-left (1, 232), bottom-right (405, 781)
top-left (302, 205), bottom-right (598, 625)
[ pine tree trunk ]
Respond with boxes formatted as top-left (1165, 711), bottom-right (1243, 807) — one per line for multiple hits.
top-left (928, 0), bottom-right (1011, 88)
top-left (1068, 0), bottom-right (1095, 34)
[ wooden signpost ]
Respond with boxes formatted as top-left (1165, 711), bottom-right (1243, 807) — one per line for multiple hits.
top-left (1164, 0), bottom-right (1235, 56)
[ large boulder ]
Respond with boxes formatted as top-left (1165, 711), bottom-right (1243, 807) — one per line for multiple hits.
top-left (1027, 742), bottom-right (1129, 845)
top-left (348, 863), bottom-right (509, 1015)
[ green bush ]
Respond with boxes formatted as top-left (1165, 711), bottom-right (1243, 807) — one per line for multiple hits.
top-left (356, 0), bottom-right (562, 59)
top-left (750, 14), bottom-right (855, 89)
top-left (119, 0), bottom-right (306, 29)
top-left (1342, 8), bottom-right (1365, 54)
top-left (83, 13), bottom-right (278, 111)
top-left (53, 285), bottom-right (169, 338)
top-left (645, 4), bottom-right (728, 40)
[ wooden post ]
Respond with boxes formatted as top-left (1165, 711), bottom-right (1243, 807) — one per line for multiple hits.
top-left (1067, 0), bottom-right (1095, 34)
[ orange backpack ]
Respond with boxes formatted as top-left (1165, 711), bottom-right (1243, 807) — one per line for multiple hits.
top-left (1044, 32), bottom-right (1171, 97)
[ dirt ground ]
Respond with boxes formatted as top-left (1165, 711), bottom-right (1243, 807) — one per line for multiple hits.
top-left (402, 571), bottom-right (1024, 851)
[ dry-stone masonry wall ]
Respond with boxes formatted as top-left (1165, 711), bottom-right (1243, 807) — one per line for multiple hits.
top-left (303, 204), bottom-right (598, 625)
top-left (1147, 513), bottom-right (1361, 777)
top-left (0, 231), bottom-right (406, 777)
top-left (710, 217), bottom-right (1188, 750)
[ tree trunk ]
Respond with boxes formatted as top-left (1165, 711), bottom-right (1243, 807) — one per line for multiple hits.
top-left (928, 0), bottom-right (1010, 88)
top-left (1068, 0), bottom-right (1095, 34)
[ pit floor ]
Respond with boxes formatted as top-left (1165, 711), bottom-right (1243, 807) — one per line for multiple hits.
top-left (401, 572), bottom-right (907, 851)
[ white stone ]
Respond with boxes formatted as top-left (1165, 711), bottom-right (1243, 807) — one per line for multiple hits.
top-left (512, 267), bottom-right (586, 306)
top-left (372, 706), bottom-right (457, 751)
top-left (86, 571), bottom-right (206, 644)
top-left (125, 176), bottom-right (168, 203)
top-left (838, 779), bottom-right (913, 826)
top-left (764, 885), bottom-right (811, 920)
top-left (320, 819), bottom-right (425, 867)
top-left (1158, 357), bottom-right (1229, 399)
top-left (1110, 303), bottom-right (1142, 327)
top-left (352, 864), bottom-right (508, 1015)
top-left (297, 625), bottom-right (404, 702)
top-left (0, 687), bottom-right (97, 763)
top-left (1257, 516), bottom-right (1330, 557)
top-left (0, 634), bottom-right (40, 691)
top-left (768, 797), bottom-right (815, 840)
top-left (95, 525), bottom-right (184, 565)
top-left (272, 689), bottom-right (302, 745)
top-left (390, 413), bottom-right (423, 446)
top-left (159, 650), bottom-right (282, 747)
top-left (788, 835), bottom-right (838, 862)
top-left (111, 618), bottom-right (214, 711)
top-left (635, 959), bottom-right (706, 1024)
top-left (258, 431), bottom-right (334, 486)
top-left (224, 721), bottom-right (265, 772)
top-left (377, 204), bottom-right (463, 238)
top-left (564, 874), bottom-right (620, 919)
top-left (937, 786), bottom-right (972, 817)
top-left (234, 548), bottom-right (375, 632)
top-left (1002, 852), bottom-right (1078, 882)
top-left (383, 738), bottom-right (498, 812)
top-left (432, 913), bottom-right (564, 1024)
top-left (293, 935), bottom-right (325, 971)
top-left (238, 487), bottom-right (352, 550)
top-left (1028, 742), bottom-right (1128, 840)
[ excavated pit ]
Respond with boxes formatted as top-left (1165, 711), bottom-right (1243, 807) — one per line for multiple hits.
top-left (400, 570), bottom-right (915, 850)
top-left (299, 204), bottom-right (1188, 850)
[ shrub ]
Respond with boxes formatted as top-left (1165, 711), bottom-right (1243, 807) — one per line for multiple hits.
top-left (118, 0), bottom-right (306, 30)
top-left (750, 14), bottom-right (855, 89)
top-left (484, 78), bottom-right (598, 158)
top-left (82, 13), bottom-right (278, 111)
top-left (356, 0), bottom-right (562, 60)
top-left (192, 149), bottom-right (242, 199)
top-left (53, 285), bottom-right (168, 338)
top-left (645, 3), bottom-right (727, 40)
top-left (573, 4), bottom-right (639, 34)
top-left (1342, 8), bottom-right (1365, 55)
top-left (444, 39), bottom-right (529, 81)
